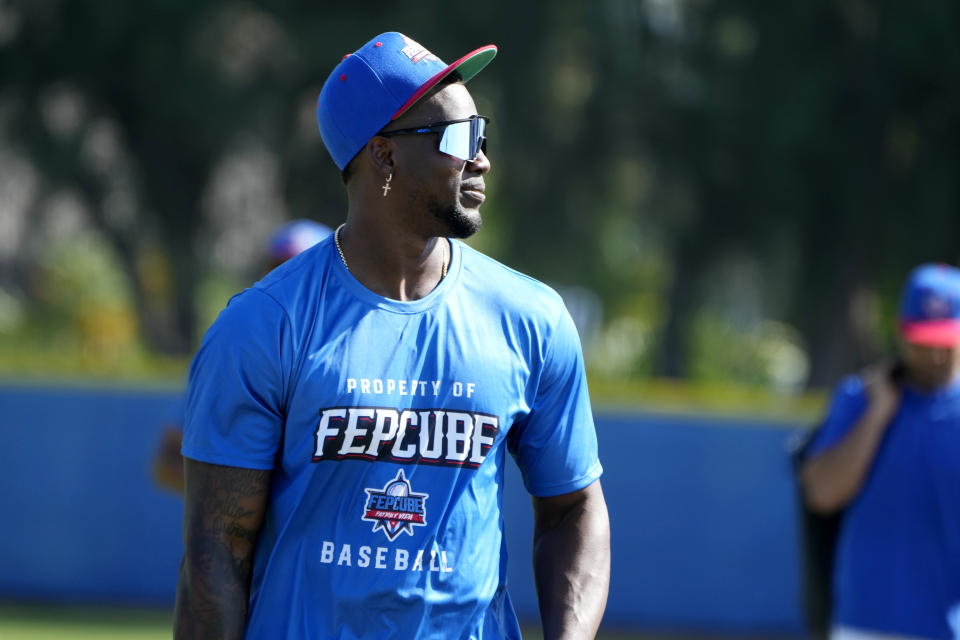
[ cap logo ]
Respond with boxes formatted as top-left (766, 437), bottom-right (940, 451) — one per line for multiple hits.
top-left (923, 293), bottom-right (952, 319)
top-left (400, 35), bottom-right (440, 64)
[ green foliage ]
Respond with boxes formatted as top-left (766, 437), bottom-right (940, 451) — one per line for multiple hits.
top-left (688, 314), bottom-right (809, 392)
top-left (1, 1), bottom-right (958, 387)
top-left (0, 228), bottom-right (188, 380)
top-left (587, 372), bottom-right (825, 424)
top-left (193, 269), bottom-right (247, 344)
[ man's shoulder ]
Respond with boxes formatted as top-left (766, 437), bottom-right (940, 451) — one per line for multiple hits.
top-left (247, 242), bottom-right (334, 307)
top-left (820, 374), bottom-right (870, 419)
top-left (457, 241), bottom-right (565, 315)
top-left (833, 374), bottom-right (866, 401)
top-left (208, 244), bottom-right (334, 338)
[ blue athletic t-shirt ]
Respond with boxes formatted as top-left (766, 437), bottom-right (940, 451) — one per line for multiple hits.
top-left (808, 375), bottom-right (960, 640)
top-left (182, 236), bottom-right (603, 640)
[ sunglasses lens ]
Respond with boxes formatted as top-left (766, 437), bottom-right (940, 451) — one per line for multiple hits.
top-left (472, 118), bottom-right (486, 159)
top-left (438, 118), bottom-right (487, 161)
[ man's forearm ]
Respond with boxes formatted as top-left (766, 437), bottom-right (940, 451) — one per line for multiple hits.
top-left (533, 482), bottom-right (611, 640)
top-left (174, 538), bottom-right (252, 639)
top-left (174, 459), bottom-right (270, 640)
top-left (801, 406), bottom-right (892, 513)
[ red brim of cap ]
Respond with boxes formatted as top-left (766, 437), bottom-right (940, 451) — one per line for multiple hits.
top-left (391, 45), bottom-right (498, 120)
top-left (900, 320), bottom-right (960, 347)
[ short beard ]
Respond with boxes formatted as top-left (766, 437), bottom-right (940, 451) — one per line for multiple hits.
top-left (430, 201), bottom-right (482, 239)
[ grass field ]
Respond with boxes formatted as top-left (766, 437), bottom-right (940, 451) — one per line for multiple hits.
top-left (0, 604), bottom-right (172, 640)
top-left (0, 603), bottom-right (801, 639)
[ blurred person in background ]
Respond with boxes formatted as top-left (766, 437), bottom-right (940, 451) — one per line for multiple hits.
top-left (174, 31), bottom-right (609, 640)
top-left (152, 219), bottom-right (332, 493)
top-left (800, 263), bottom-right (960, 640)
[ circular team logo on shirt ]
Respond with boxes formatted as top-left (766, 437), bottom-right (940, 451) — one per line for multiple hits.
top-left (362, 469), bottom-right (428, 540)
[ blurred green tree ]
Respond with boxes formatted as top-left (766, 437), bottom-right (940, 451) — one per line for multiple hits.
top-left (1, 0), bottom-right (958, 389)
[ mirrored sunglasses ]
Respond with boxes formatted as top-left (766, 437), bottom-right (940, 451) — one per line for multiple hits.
top-left (380, 116), bottom-right (489, 162)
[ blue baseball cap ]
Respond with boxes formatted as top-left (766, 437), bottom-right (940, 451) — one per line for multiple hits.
top-left (899, 263), bottom-right (960, 347)
top-left (268, 219), bottom-right (332, 262)
top-left (316, 32), bottom-right (497, 170)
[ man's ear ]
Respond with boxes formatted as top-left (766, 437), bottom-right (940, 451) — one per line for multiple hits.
top-left (368, 136), bottom-right (395, 174)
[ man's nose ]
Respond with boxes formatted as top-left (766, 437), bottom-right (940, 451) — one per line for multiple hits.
top-left (466, 148), bottom-right (491, 174)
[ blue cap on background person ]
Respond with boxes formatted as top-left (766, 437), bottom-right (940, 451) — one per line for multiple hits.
top-left (899, 263), bottom-right (960, 347)
top-left (316, 31), bottom-right (497, 170)
top-left (268, 219), bottom-right (332, 263)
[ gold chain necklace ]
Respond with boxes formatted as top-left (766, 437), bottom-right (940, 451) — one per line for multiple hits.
top-left (334, 223), bottom-right (447, 279)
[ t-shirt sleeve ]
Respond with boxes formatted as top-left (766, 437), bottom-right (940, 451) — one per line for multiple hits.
top-left (804, 375), bottom-right (869, 459)
top-left (181, 288), bottom-right (292, 470)
top-left (509, 305), bottom-right (603, 497)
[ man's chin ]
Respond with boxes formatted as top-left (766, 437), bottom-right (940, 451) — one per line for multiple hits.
top-left (437, 205), bottom-right (482, 239)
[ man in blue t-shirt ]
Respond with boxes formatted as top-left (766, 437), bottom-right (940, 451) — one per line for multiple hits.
top-left (174, 32), bottom-right (610, 640)
top-left (801, 264), bottom-right (960, 640)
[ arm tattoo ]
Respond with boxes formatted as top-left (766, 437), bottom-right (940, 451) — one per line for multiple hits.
top-left (174, 461), bottom-right (271, 640)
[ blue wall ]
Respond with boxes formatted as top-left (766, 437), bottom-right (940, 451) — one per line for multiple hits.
top-left (0, 385), bottom-right (185, 605)
top-left (0, 384), bottom-right (808, 634)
